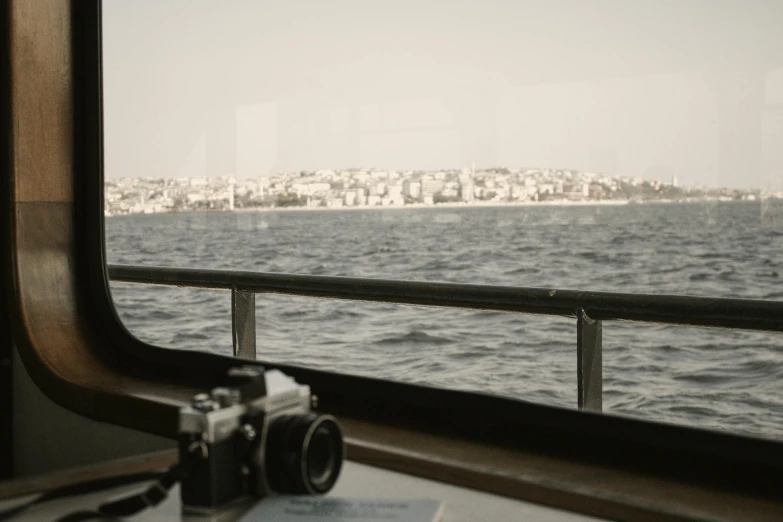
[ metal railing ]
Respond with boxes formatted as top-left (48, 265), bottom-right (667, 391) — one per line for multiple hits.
top-left (108, 264), bottom-right (783, 412)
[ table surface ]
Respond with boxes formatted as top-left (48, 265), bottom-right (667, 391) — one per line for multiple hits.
top-left (1, 461), bottom-right (605, 522)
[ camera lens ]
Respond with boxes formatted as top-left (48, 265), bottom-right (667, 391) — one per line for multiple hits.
top-left (265, 413), bottom-right (343, 494)
top-left (307, 425), bottom-right (336, 486)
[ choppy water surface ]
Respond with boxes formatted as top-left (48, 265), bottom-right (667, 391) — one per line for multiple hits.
top-left (107, 201), bottom-right (783, 440)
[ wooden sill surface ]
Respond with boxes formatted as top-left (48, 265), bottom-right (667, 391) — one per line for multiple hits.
top-left (342, 417), bottom-right (782, 522)
top-left (1, 417), bottom-right (780, 522)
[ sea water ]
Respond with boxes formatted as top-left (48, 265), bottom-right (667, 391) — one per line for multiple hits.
top-left (106, 201), bottom-right (783, 440)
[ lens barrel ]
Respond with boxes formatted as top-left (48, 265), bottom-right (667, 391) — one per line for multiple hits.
top-left (265, 413), bottom-right (344, 494)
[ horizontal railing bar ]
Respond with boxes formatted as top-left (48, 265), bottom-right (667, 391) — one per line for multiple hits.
top-left (108, 264), bottom-right (783, 332)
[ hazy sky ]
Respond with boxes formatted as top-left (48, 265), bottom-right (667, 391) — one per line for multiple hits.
top-left (103, 1), bottom-right (783, 189)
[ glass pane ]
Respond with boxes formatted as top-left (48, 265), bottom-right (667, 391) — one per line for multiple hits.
top-left (103, 1), bottom-right (783, 441)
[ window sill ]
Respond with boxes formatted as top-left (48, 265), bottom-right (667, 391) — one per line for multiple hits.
top-left (3, 419), bottom-right (780, 522)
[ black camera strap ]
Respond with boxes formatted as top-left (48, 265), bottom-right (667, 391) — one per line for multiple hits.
top-left (52, 462), bottom-right (189, 522)
top-left (0, 450), bottom-right (202, 522)
top-left (0, 472), bottom-right (163, 521)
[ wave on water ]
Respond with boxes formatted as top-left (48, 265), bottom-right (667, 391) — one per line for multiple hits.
top-left (376, 330), bottom-right (454, 346)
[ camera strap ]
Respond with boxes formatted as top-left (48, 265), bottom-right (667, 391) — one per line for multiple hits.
top-left (0, 450), bottom-right (202, 522)
top-left (53, 462), bottom-right (189, 522)
top-left (0, 472), bottom-right (163, 522)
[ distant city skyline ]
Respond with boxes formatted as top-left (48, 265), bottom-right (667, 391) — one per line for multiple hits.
top-left (104, 166), bottom-right (769, 217)
top-left (103, 1), bottom-right (783, 190)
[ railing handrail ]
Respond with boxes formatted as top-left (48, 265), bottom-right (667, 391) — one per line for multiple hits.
top-left (108, 264), bottom-right (783, 332)
top-left (107, 263), bottom-right (783, 412)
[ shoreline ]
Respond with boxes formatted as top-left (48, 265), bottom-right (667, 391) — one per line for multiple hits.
top-left (233, 199), bottom-right (633, 213)
top-left (106, 197), bottom-right (762, 217)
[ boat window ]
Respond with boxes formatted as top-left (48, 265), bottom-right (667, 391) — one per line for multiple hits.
top-left (103, 1), bottom-right (783, 441)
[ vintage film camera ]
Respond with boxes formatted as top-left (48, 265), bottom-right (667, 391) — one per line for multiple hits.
top-left (178, 366), bottom-right (344, 511)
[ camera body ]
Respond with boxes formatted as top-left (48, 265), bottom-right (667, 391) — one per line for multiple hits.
top-left (178, 366), bottom-right (344, 512)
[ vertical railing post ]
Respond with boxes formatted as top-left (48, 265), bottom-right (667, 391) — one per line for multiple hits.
top-left (232, 288), bottom-right (256, 360)
top-left (577, 309), bottom-right (602, 411)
